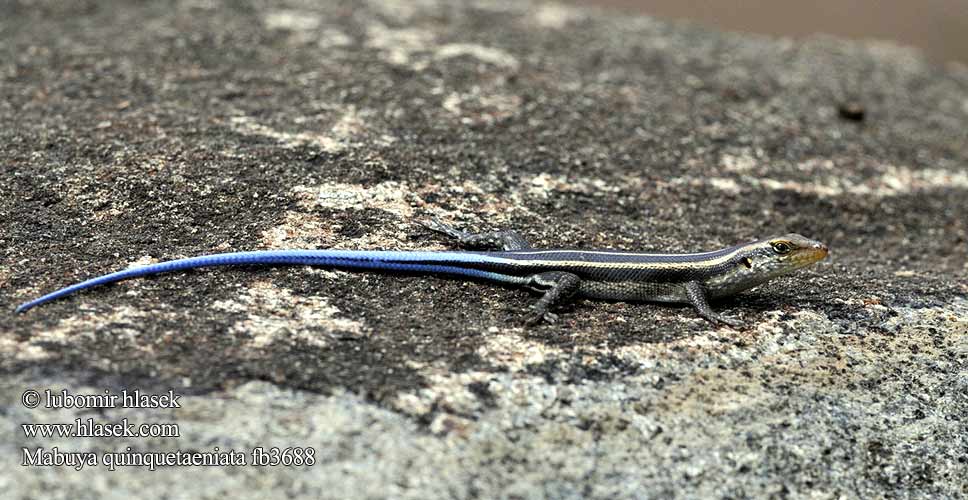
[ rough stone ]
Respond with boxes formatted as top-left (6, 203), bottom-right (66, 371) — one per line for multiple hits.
top-left (2, 0), bottom-right (966, 498)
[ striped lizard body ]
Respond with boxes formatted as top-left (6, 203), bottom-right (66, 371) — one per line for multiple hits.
top-left (15, 219), bottom-right (828, 326)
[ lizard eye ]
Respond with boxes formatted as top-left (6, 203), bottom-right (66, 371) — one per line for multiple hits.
top-left (771, 242), bottom-right (792, 254)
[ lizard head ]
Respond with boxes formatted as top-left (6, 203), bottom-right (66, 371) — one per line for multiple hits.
top-left (738, 233), bottom-right (829, 279)
top-left (698, 233), bottom-right (829, 298)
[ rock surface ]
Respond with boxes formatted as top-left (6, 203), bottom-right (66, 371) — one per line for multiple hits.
top-left (2, 0), bottom-right (966, 498)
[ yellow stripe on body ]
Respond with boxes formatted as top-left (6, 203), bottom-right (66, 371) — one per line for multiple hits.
top-left (503, 243), bottom-right (757, 270)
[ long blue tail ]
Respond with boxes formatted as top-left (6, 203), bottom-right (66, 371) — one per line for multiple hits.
top-left (15, 250), bottom-right (529, 313)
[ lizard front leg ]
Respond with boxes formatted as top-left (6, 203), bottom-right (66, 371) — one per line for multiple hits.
top-left (685, 281), bottom-right (742, 327)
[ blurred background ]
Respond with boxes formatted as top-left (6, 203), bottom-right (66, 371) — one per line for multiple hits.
top-left (575, 0), bottom-right (968, 64)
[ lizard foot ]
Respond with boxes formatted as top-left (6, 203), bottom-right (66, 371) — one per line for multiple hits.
top-left (526, 310), bottom-right (558, 325)
top-left (714, 315), bottom-right (744, 328)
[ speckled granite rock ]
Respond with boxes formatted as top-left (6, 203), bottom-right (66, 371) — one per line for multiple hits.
top-left (2, 0), bottom-right (967, 498)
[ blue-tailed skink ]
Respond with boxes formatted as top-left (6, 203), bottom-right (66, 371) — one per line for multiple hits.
top-left (15, 219), bottom-right (829, 326)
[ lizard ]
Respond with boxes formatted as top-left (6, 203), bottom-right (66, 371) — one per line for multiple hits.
top-left (14, 219), bottom-right (829, 326)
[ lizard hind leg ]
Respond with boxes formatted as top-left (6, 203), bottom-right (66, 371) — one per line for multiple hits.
top-left (420, 217), bottom-right (532, 251)
top-left (526, 271), bottom-right (582, 324)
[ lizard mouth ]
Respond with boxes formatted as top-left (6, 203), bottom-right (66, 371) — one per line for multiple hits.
top-left (792, 242), bottom-right (829, 267)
